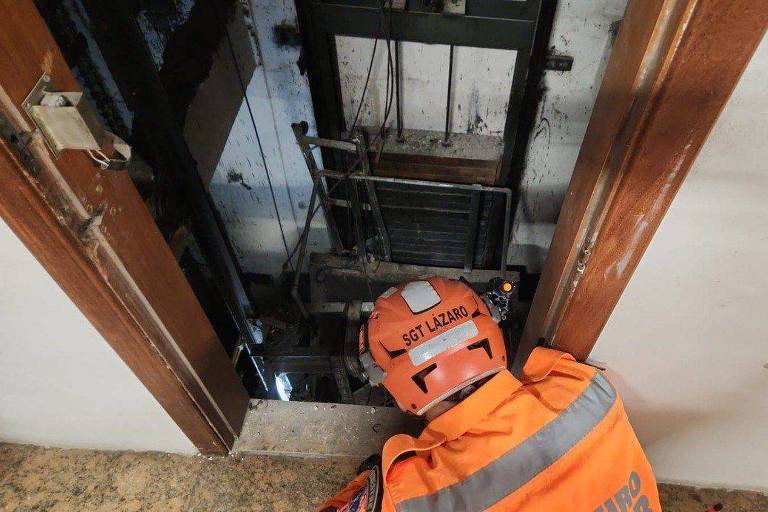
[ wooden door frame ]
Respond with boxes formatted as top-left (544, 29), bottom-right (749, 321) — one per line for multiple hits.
top-left (515, 0), bottom-right (768, 371)
top-left (2, 0), bottom-right (765, 454)
top-left (0, 3), bottom-right (249, 455)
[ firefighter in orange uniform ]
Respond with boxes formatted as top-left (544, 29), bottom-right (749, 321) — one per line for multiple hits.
top-left (320, 276), bottom-right (661, 512)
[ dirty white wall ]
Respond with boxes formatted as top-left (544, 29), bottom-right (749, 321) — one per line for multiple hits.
top-left (203, 0), bottom-right (329, 278)
top-left (336, 37), bottom-right (517, 135)
top-left (510, 0), bottom-right (626, 272)
top-left (136, 0), bottom-right (324, 277)
top-left (0, 219), bottom-right (196, 454)
top-left (593, 36), bottom-right (768, 491)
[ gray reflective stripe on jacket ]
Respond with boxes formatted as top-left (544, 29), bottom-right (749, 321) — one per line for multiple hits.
top-left (395, 372), bottom-right (617, 512)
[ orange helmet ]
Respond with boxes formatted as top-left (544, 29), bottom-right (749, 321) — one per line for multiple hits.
top-left (359, 276), bottom-right (507, 415)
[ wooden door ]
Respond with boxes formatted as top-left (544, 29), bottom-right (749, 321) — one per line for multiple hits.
top-left (0, 1), bottom-right (249, 455)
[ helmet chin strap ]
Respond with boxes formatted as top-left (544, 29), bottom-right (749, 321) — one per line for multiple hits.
top-left (414, 366), bottom-right (504, 416)
top-left (423, 373), bottom-right (496, 421)
top-left (424, 400), bottom-right (458, 422)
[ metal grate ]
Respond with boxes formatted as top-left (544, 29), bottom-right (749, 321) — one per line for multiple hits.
top-left (373, 182), bottom-right (497, 269)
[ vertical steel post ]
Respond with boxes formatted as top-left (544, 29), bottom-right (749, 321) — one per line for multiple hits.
top-left (442, 45), bottom-right (455, 147)
top-left (395, 40), bottom-right (404, 142)
top-left (349, 180), bottom-right (368, 267)
top-left (501, 190), bottom-right (512, 276)
top-left (291, 181), bottom-right (318, 319)
top-left (354, 133), bottom-right (391, 261)
top-left (464, 187), bottom-right (481, 272)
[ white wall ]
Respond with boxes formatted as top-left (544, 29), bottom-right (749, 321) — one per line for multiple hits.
top-left (593, 36), bottom-right (768, 491)
top-left (336, 37), bottom-right (517, 135)
top-left (510, 0), bottom-right (626, 272)
top-left (0, 219), bottom-right (195, 454)
top-left (204, 0), bottom-right (329, 278)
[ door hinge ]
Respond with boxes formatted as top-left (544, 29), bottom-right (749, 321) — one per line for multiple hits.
top-left (22, 73), bottom-right (131, 171)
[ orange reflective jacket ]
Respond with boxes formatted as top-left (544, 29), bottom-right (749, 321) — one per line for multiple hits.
top-left (321, 348), bottom-right (661, 512)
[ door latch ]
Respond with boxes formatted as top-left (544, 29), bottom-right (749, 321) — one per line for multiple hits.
top-left (22, 74), bottom-right (131, 171)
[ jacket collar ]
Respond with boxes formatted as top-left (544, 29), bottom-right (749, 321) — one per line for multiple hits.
top-left (421, 369), bottom-right (522, 443)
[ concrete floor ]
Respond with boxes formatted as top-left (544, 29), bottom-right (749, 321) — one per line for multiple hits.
top-left (1, 443), bottom-right (767, 511)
